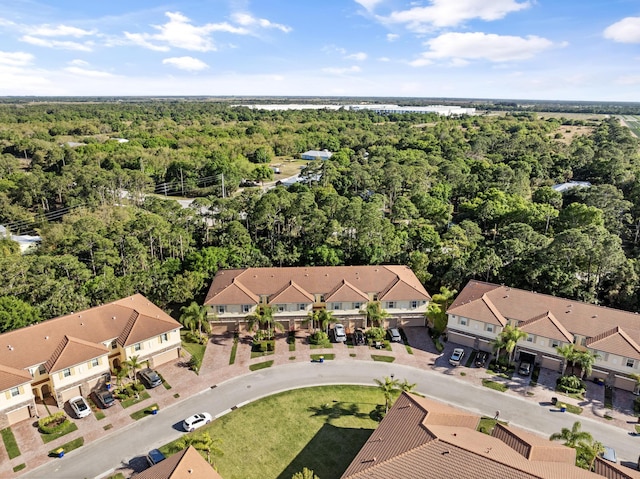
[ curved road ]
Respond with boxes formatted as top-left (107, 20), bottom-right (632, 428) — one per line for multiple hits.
top-left (24, 360), bottom-right (639, 478)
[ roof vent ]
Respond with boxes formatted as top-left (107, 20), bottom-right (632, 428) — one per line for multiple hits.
top-left (592, 315), bottom-right (598, 318)
top-left (442, 450), bottom-right (450, 455)
top-left (80, 322), bottom-right (84, 326)
top-left (112, 316), bottom-right (116, 320)
top-left (7, 345), bottom-right (13, 350)
top-left (566, 311), bottom-right (571, 314)
top-left (503, 295), bottom-right (509, 298)
top-left (45, 336), bottom-right (49, 340)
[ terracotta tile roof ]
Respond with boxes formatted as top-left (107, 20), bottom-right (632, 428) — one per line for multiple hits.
top-left (205, 266), bottom-right (430, 306)
top-left (133, 446), bottom-right (223, 479)
top-left (269, 281), bottom-right (315, 304)
top-left (342, 392), bottom-right (601, 479)
top-left (520, 311), bottom-right (574, 343)
top-left (447, 281), bottom-right (640, 359)
top-left (44, 336), bottom-right (108, 373)
top-left (206, 278), bottom-right (260, 305)
top-left (587, 327), bottom-right (640, 358)
top-left (593, 456), bottom-right (640, 479)
top-left (0, 364), bottom-right (32, 391)
top-left (0, 294), bottom-right (180, 373)
top-left (324, 280), bottom-right (369, 302)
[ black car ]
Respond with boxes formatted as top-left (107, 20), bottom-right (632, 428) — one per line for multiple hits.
top-left (518, 362), bottom-right (532, 376)
top-left (94, 388), bottom-right (115, 408)
top-left (354, 329), bottom-right (365, 345)
top-left (475, 351), bottom-right (488, 368)
top-left (138, 367), bottom-right (162, 388)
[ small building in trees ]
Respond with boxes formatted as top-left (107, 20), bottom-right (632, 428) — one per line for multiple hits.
top-left (301, 149), bottom-right (333, 160)
top-left (204, 265), bottom-right (430, 333)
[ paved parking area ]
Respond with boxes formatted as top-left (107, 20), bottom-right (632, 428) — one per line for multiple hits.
top-left (3, 327), bottom-right (639, 478)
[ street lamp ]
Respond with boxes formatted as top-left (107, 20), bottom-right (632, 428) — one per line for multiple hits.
top-left (390, 373), bottom-right (395, 381)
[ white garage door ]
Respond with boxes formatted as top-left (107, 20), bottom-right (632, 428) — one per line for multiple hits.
top-left (448, 331), bottom-right (476, 348)
top-left (60, 386), bottom-right (81, 403)
top-left (7, 405), bottom-right (31, 425)
top-left (152, 348), bottom-right (179, 367)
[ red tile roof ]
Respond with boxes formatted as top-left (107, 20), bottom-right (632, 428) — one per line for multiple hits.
top-left (205, 266), bottom-right (430, 306)
top-left (133, 446), bottom-right (223, 479)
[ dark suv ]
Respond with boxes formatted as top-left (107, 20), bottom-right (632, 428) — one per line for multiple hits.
top-left (475, 351), bottom-right (488, 368)
top-left (94, 388), bottom-right (115, 408)
top-left (138, 367), bottom-right (162, 388)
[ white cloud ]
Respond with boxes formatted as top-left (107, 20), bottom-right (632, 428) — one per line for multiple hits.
top-left (386, 33), bottom-right (399, 42)
top-left (64, 66), bottom-right (114, 78)
top-left (231, 12), bottom-right (292, 33)
top-left (30, 25), bottom-right (95, 37)
top-left (0, 51), bottom-right (33, 67)
top-left (68, 59), bottom-right (89, 67)
top-left (410, 32), bottom-right (554, 65)
top-left (162, 56), bottom-right (209, 71)
top-left (322, 65), bottom-right (361, 74)
top-left (604, 17), bottom-right (640, 43)
top-left (123, 32), bottom-right (171, 52)
top-left (20, 35), bottom-right (94, 51)
top-left (346, 52), bottom-right (367, 61)
top-left (381, 0), bottom-right (530, 31)
top-left (354, 0), bottom-right (384, 12)
top-left (378, 57), bottom-right (391, 62)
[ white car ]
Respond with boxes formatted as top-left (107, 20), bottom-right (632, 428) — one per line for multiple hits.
top-left (69, 396), bottom-right (91, 418)
top-left (333, 324), bottom-right (347, 342)
top-left (183, 412), bottom-right (212, 432)
top-left (449, 348), bottom-right (465, 366)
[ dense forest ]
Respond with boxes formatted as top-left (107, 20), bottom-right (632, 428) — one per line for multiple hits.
top-left (0, 101), bottom-right (639, 331)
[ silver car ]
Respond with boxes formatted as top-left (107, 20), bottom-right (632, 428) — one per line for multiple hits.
top-left (333, 324), bottom-right (347, 342)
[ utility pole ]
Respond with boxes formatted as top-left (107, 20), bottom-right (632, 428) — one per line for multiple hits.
top-left (179, 168), bottom-right (184, 196)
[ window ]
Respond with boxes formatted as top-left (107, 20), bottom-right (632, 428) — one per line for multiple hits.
top-left (160, 333), bottom-right (168, 343)
top-left (386, 301), bottom-right (396, 309)
top-left (526, 336), bottom-right (534, 342)
top-left (134, 343), bottom-right (142, 352)
top-left (298, 304), bottom-right (306, 311)
top-left (63, 368), bottom-right (71, 378)
top-left (111, 340), bottom-right (118, 349)
top-left (353, 302), bottom-right (361, 310)
top-left (486, 324), bottom-right (494, 333)
top-left (550, 340), bottom-right (560, 348)
top-left (459, 318), bottom-right (467, 326)
top-left (91, 358), bottom-right (99, 367)
top-left (411, 301), bottom-right (418, 309)
top-left (333, 302), bottom-right (341, 310)
top-left (627, 358), bottom-right (635, 368)
top-left (38, 365), bottom-right (46, 375)
top-left (217, 305), bottom-right (225, 314)
top-left (277, 304), bottom-right (285, 312)
top-left (242, 304), bottom-right (250, 313)
top-left (10, 387), bottom-right (19, 397)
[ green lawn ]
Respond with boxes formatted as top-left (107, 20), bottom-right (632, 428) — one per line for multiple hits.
top-left (181, 331), bottom-right (207, 370)
top-left (48, 437), bottom-right (84, 456)
top-left (482, 379), bottom-right (508, 392)
top-left (120, 391), bottom-right (151, 409)
top-left (371, 355), bottom-right (395, 363)
top-left (130, 403), bottom-right (159, 420)
top-left (249, 360), bottom-right (274, 371)
top-left (1, 427), bottom-right (20, 459)
top-left (159, 386), bottom-right (381, 479)
top-left (310, 354), bottom-right (335, 361)
top-left (40, 422), bottom-right (78, 444)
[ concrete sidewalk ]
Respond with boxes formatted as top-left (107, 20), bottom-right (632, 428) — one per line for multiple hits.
top-left (3, 327), bottom-right (639, 478)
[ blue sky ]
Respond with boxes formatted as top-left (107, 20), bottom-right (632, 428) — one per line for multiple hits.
top-left (0, 0), bottom-right (639, 101)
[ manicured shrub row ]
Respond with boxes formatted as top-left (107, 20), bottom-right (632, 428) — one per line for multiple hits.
top-left (38, 412), bottom-right (69, 434)
top-left (114, 382), bottom-right (145, 400)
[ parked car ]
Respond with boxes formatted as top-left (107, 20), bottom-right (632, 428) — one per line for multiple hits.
top-left (94, 388), bottom-right (115, 408)
top-left (353, 329), bottom-right (365, 345)
top-left (183, 412), bottom-right (212, 432)
top-left (388, 328), bottom-right (402, 343)
top-left (333, 324), bottom-right (347, 342)
top-left (449, 348), bottom-right (465, 366)
top-left (146, 448), bottom-right (166, 466)
top-left (139, 367), bottom-right (163, 388)
top-left (601, 446), bottom-right (617, 463)
top-left (518, 362), bottom-right (532, 376)
top-left (69, 396), bottom-right (91, 418)
top-left (475, 351), bottom-right (488, 368)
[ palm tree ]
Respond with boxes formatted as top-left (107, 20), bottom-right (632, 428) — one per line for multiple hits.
top-left (493, 324), bottom-right (528, 366)
top-left (492, 334), bottom-right (508, 364)
top-left (176, 435), bottom-right (223, 465)
top-left (307, 309), bottom-right (335, 335)
top-left (549, 421), bottom-right (593, 448)
top-left (115, 365), bottom-right (129, 388)
top-left (291, 468), bottom-right (320, 479)
top-left (374, 376), bottom-right (400, 413)
top-left (630, 373), bottom-right (640, 395)
top-left (431, 286), bottom-right (457, 311)
top-left (399, 379), bottom-right (417, 393)
top-left (180, 302), bottom-right (211, 340)
top-left (579, 439), bottom-right (605, 471)
top-left (123, 355), bottom-right (142, 384)
top-left (360, 301), bottom-right (390, 329)
top-left (246, 305), bottom-right (283, 340)
top-left (574, 350), bottom-right (600, 379)
top-left (556, 344), bottom-right (577, 376)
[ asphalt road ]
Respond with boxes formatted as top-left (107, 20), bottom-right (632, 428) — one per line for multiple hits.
top-left (23, 360), bottom-right (640, 478)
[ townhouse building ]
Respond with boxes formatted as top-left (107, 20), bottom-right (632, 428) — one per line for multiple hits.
top-left (447, 280), bottom-right (640, 392)
top-left (0, 294), bottom-right (181, 428)
top-left (204, 265), bottom-right (430, 332)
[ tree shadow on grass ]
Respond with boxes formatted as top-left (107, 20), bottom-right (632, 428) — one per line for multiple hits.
top-left (277, 422), bottom-right (373, 479)
top-left (307, 401), bottom-right (372, 422)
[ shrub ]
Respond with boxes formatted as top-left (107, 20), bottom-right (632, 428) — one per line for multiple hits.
top-left (557, 375), bottom-right (585, 394)
top-left (309, 331), bottom-right (329, 345)
top-left (633, 397), bottom-right (640, 414)
top-left (38, 412), bottom-right (69, 434)
top-left (365, 327), bottom-right (385, 342)
top-left (134, 382), bottom-right (146, 392)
